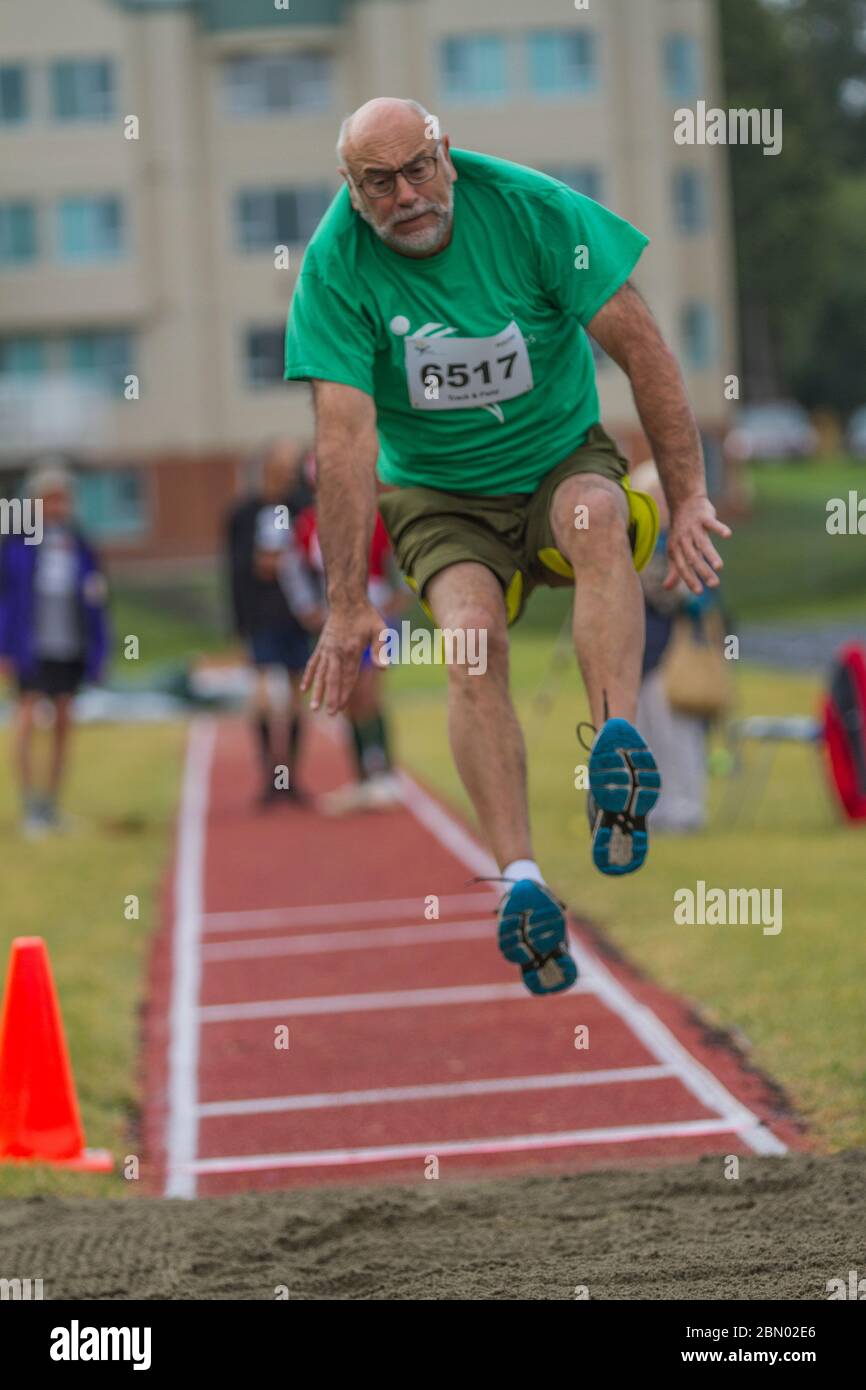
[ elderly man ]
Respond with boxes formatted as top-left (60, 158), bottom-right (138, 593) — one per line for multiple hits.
top-left (285, 98), bottom-right (730, 996)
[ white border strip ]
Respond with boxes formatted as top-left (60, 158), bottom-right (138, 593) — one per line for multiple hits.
top-left (199, 978), bottom-right (593, 1023)
top-left (202, 891), bottom-right (497, 935)
top-left (397, 771), bottom-right (788, 1158)
top-left (185, 1117), bottom-right (743, 1176)
top-left (197, 1064), bottom-right (675, 1118)
top-left (164, 718), bottom-right (216, 1198)
top-left (202, 917), bottom-right (498, 963)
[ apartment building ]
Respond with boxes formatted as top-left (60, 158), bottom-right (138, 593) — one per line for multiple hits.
top-left (0, 0), bottom-right (736, 563)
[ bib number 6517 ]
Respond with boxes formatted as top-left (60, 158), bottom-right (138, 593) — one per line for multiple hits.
top-left (405, 320), bottom-right (533, 412)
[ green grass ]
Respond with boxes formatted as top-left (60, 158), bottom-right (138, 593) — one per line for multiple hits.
top-left (721, 457), bottom-right (866, 623)
top-left (388, 645), bottom-right (866, 1151)
top-left (0, 722), bottom-right (185, 1196)
top-left (107, 573), bottom-right (227, 677)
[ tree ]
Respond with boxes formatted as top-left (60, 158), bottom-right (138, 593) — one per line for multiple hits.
top-left (719, 0), bottom-right (866, 412)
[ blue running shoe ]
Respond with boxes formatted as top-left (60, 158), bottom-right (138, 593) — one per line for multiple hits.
top-left (496, 879), bottom-right (578, 995)
top-left (584, 717), bottom-right (661, 876)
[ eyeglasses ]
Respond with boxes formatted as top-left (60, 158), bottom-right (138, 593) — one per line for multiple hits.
top-left (356, 143), bottom-right (442, 200)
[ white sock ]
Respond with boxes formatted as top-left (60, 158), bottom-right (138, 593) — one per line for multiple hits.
top-left (502, 858), bottom-right (545, 885)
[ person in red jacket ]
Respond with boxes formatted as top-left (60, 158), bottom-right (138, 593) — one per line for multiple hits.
top-left (294, 496), bottom-right (408, 812)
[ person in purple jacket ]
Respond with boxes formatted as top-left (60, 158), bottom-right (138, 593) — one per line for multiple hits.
top-left (0, 463), bottom-right (109, 835)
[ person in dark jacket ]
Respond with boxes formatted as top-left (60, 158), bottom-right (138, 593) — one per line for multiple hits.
top-left (0, 463), bottom-right (109, 835)
top-left (225, 440), bottom-right (322, 806)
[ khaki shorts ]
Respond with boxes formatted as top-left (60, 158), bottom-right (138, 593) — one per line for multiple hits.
top-left (378, 424), bottom-right (659, 625)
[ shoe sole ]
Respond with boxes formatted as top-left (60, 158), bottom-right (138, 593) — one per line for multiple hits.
top-left (497, 880), bottom-right (578, 995)
top-left (589, 719), bottom-right (661, 876)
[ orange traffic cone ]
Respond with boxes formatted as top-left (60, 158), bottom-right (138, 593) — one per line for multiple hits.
top-left (0, 937), bottom-right (112, 1170)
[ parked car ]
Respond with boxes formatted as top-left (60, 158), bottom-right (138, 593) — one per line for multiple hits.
top-left (846, 406), bottom-right (866, 458)
top-left (725, 402), bottom-right (819, 461)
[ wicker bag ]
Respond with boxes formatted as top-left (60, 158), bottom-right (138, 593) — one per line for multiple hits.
top-left (661, 609), bottom-right (733, 719)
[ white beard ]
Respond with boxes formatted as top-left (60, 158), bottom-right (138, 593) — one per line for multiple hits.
top-left (360, 188), bottom-right (454, 256)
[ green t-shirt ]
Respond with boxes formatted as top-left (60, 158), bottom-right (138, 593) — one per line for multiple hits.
top-left (284, 148), bottom-right (648, 495)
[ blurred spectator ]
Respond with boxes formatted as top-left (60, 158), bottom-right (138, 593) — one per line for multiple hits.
top-left (632, 460), bottom-right (730, 833)
top-left (225, 440), bottom-right (321, 807)
top-left (0, 462), bottom-right (109, 836)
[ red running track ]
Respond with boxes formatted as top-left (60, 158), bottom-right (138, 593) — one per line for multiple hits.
top-left (143, 717), bottom-right (803, 1197)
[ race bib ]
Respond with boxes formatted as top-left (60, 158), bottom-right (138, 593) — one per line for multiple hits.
top-left (405, 320), bottom-right (533, 411)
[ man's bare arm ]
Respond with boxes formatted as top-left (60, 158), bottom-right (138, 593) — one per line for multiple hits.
top-left (300, 380), bottom-right (384, 713)
top-left (587, 282), bottom-right (731, 593)
top-left (313, 380), bottom-right (378, 606)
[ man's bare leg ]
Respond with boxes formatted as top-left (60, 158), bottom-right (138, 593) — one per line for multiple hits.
top-left (249, 667), bottom-right (277, 802)
top-left (549, 472), bottom-right (644, 726)
top-left (48, 694), bottom-right (74, 803)
top-left (425, 560), bottom-right (577, 993)
top-left (425, 561), bottom-right (531, 870)
top-left (549, 470), bottom-right (660, 875)
top-left (14, 693), bottom-right (37, 806)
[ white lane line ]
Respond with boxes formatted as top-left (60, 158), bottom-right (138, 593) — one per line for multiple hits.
top-left (199, 978), bottom-right (594, 1023)
top-left (184, 1117), bottom-right (744, 1175)
top-left (576, 962), bottom-right (788, 1156)
top-left (397, 770), bottom-right (789, 1158)
top-left (197, 1064), bottom-right (676, 1118)
top-left (201, 891), bottom-right (497, 935)
top-left (164, 718), bottom-right (216, 1199)
top-left (201, 917), bottom-right (497, 963)
top-left (395, 772), bottom-right (497, 877)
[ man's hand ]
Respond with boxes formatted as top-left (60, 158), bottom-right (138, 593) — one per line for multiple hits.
top-left (301, 600), bottom-right (386, 714)
top-left (664, 494), bottom-right (732, 595)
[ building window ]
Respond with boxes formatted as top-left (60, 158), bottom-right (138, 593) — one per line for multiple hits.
top-left (57, 197), bottom-right (125, 262)
top-left (51, 59), bottom-right (115, 121)
top-left (663, 34), bottom-right (702, 102)
top-left (681, 302), bottom-right (716, 369)
top-left (440, 36), bottom-right (507, 103)
top-left (77, 469), bottom-right (147, 541)
top-left (0, 65), bottom-right (28, 125)
top-left (542, 164), bottom-right (604, 203)
top-left (672, 169), bottom-right (708, 233)
top-left (528, 31), bottom-right (597, 96)
top-left (236, 187), bottom-right (332, 250)
top-left (223, 53), bottom-right (332, 116)
top-left (0, 202), bottom-right (38, 265)
top-left (0, 336), bottom-right (46, 376)
top-left (66, 331), bottom-right (134, 392)
top-left (245, 327), bottom-right (286, 388)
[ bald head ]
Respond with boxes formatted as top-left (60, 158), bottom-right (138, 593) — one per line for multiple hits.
top-left (337, 97), bottom-right (456, 258)
top-left (337, 97), bottom-right (432, 163)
